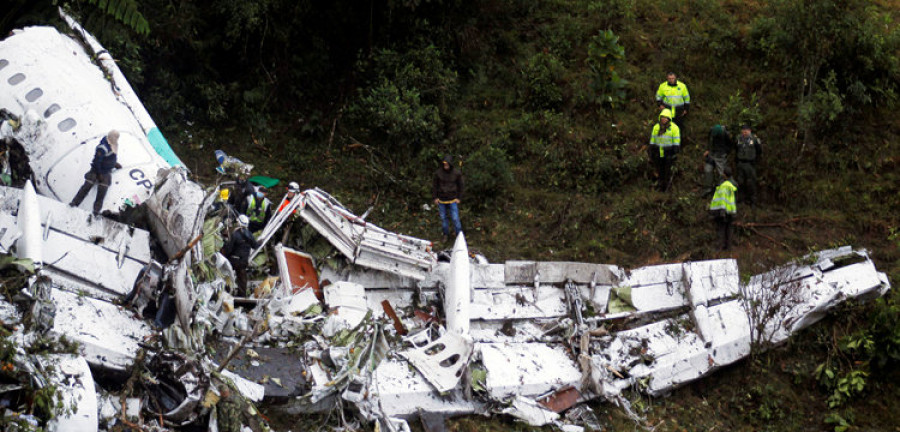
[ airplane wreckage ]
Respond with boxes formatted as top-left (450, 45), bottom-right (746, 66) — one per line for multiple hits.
top-left (0, 14), bottom-right (892, 432)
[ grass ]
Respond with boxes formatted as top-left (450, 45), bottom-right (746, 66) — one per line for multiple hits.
top-left (167, 1), bottom-right (900, 430)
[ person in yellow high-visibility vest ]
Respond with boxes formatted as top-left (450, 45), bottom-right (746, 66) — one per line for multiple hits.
top-left (709, 167), bottom-right (737, 251)
top-left (656, 72), bottom-right (690, 130)
top-left (649, 109), bottom-right (681, 192)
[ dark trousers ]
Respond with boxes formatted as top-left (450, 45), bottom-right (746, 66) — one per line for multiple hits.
top-left (71, 170), bottom-right (111, 213)
top-left (714, 213), bottom-right (733, 250)
top-left (228, 255), bottom-right (249, 296)
top-left (736, 162), bottom-right (757, 205)
top-left (650, 152), bottom-right (675, 192)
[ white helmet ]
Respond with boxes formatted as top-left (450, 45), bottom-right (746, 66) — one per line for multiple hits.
top-left (237, 214), bottom-right (249, 227)
top-left (288, 181), bottom-right (300, 193)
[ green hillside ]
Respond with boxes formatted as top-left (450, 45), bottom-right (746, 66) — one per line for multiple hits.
top-left (5, 0), bottom-right (900, 430)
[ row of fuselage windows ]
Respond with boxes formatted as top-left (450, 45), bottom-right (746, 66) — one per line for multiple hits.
top-left (0, 58), bottom-right (74, 132)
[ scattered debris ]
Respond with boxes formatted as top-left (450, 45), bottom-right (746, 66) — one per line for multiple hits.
top-left (0, 16), bottom-right (892, 432)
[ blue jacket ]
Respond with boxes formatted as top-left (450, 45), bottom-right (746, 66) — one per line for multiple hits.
top-left (90, 136), bottom-right (118, 174)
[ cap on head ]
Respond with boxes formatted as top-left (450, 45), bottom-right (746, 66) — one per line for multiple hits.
top-left (238, 214), bottom-right (249, 227)
top-left (107, 130), bottom-right (120, 145)
top-left (741, 124), bottom-right (752, 131)
top-left (288, 182), bottom-right (300, 193)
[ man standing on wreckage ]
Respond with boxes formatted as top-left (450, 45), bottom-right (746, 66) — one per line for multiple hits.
top-left (69, 130), bottom-right (122, 214)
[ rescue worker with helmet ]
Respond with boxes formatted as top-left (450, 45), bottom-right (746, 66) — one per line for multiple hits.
top-left (656, 72), bottom-right (691, 130)
top-left (243, 185), bottom-right (272, 233)
top-left (221, 214), bottom-right (260, 297)
top-left (649, 109), bottom-right (681, 192)
top-left (709, 167), bottom-right (738, 251)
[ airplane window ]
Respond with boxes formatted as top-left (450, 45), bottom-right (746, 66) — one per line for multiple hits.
top-left (44, 104), bottom-right (61, 118)
top-left (58, 118), bottom-right (77, 132)
top-left (0, 59), bottom-right (7, 71)
top-left (8, 73), bottom-right (25, 85)
top-left (26, 88), bottom-right (43, 102)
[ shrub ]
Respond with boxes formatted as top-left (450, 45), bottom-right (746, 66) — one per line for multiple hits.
top-left (462, 145), bottom-right (514, 206)
top-left (585, 29), bottom-right (628, 108)
top-left (521, 52), bottom-right (566, 111)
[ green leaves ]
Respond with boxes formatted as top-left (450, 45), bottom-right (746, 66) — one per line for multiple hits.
top-left (83, 0), bottom-right (149, 35)
top-left (585, 30), bottom-right (628, 108)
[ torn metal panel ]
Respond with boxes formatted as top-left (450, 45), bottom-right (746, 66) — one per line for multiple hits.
top-left (595, 316), bottom-right (711, 397)
top-left (692, 301), bottom-right (751, 366)
top-left (41, 355), bottom-right (98, 432)
top-left (320, 265), bottom-right (417, 290)
top-left (144, 168), bottom-right (210, 259)
top-left (371, 358), bottom-right (483, 418)
top-left (480, 343), bottom-right (582, 400)
top-left (322, 281), bottom-right (368, 337)
top-left (50, 287), bottom-right (153, 371)
top-left (501, 395), bottom-right (560, 426)
top-left (300, 189), bottom-right (435, 280)
top-left (504, 261), bottom-right (620, 285)
top-left (683, 259), bottom-right (740, 307)
top-left (0, 185), bottom-right (152, 297)
top-left (399, 330), bottom-right (473, 393)
top-left (275, 244), bottom-right (319, 295)
top-left (250, 191), bottom-right (305, 260)
top-left (173, 260), bottom-right (195, 333)
top-left (470, 285), bottom-right (569, 320)
top-left (468, 319), bottom-right (568, 343)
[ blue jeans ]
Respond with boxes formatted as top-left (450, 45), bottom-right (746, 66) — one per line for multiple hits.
top-left (438, 202), bottom-right (462, 236)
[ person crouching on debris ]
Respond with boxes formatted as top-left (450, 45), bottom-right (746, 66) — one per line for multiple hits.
top-left (709, 167), bottom-right (737, 251)
top-left (648, 109), bottom-right (681, 192)
top-left (244, 185), bottom-right (272, 233)
top-left (222, 215), bottom-right (259, 297)
top-left (70, 130), bottom-right (122, 214)
top-left (433, 155), bottom-right (464, 241)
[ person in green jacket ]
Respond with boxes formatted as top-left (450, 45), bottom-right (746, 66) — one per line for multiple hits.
top-left (735, 124), bottom-right (763, 207)
top-left (709, 167), bottom-right (738, 251)
top-left (704, 124), bottom-right (733, 197)
top-left (656, 72), bottom-right (691, 129)
top-left (649, 109), bottom-right (681, 192)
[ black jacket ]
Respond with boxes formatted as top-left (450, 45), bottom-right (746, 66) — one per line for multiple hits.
top-left (90, 136), bottom-right (118, 174)
top-left (432, 156), bottom-right (464, 202)
top-left (221, 227), bottom-right (259, 262)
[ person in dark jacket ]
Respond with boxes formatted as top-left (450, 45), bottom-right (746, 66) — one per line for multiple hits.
top-left (703, 124), bottom-right (733, 197)
top-left (221, 215), bottom-right (260, 296)
top-left (432, 155), bottom-right (464, 240)
top-left (70, 130), bottom-right (122, 214)
top-left (735, 124), bottom-right (763, 206)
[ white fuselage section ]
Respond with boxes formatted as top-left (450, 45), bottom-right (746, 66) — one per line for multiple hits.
top-left (0, 26), bottom-right (179, 213)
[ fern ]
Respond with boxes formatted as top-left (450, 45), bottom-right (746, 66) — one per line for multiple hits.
top-left (83, 0), bottom-right (149, 35)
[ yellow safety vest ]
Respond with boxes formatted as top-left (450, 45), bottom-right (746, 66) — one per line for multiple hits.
top-left (247, 196), bottom-right (270, 222)
top-left (650, 122), bottom-right (681, 157)
top-left (709, 180), bottom-right (737, 214)
top-left (656, 81), bottom-right (691, 108)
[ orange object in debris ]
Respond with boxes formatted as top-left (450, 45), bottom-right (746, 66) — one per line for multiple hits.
top-left (281, 248), bottom-right (320, 297)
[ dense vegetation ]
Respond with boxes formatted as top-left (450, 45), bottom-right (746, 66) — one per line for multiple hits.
top-left (4, 0), bottom-right (900, 430)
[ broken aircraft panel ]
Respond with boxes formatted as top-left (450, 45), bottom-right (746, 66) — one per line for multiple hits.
top-left (0, 18), bottom-right (893, 432)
